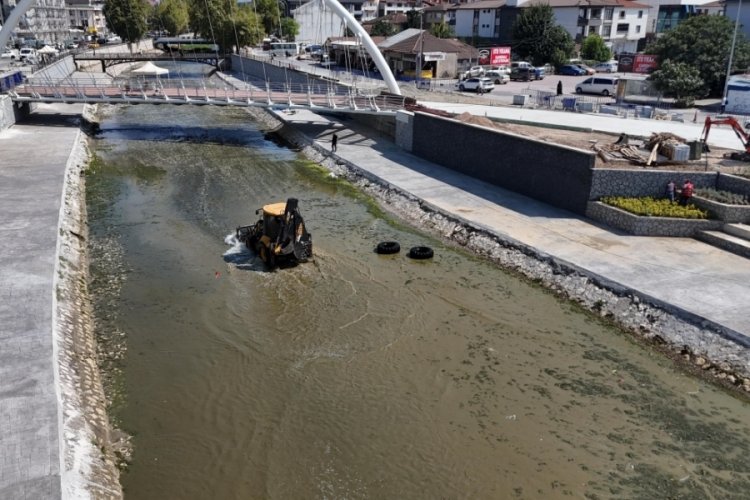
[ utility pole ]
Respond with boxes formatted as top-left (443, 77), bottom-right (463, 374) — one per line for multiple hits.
top-left (723, 0), bottom-right (742, 112)
top-left (417, 11), bottom-right (424, 89)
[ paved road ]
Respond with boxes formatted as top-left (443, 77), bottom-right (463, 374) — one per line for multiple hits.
top-left (0, 103), bottom-right (83, 499)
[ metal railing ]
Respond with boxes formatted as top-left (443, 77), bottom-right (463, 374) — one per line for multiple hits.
top-left (7, 75), bottom-right (409, 114)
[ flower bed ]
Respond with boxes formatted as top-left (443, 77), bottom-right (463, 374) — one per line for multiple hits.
top-left (586, 201), bottom-right (721, 237)
top-left (600, 196), bottom-right (708, 219)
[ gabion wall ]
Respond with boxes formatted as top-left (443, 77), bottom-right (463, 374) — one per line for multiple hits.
top-left (590, 169), bottom-right (718, 200)
top-left (586, 201), bottom-right (723, 236)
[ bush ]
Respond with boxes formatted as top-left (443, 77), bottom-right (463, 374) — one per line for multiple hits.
top-left (601, 196), bottom-right (709, 219)
top-left (695, 188), bottom-right (750, 205)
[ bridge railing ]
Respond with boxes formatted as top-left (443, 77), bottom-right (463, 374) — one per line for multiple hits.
top-left (9, 76), bottom-right (409, 112)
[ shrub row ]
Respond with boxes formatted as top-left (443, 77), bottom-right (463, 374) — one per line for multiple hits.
top-left (601, 196), bottom-right (709, 219)
top-left (696, 188), bottom-right (750, 206)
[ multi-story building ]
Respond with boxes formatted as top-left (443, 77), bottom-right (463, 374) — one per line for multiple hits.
top-left (422, 2), bottom-right (453, 27)
top-left (67, 0), bottom-right (106, 39)
top-left (6, 0), bottom-right (69, 45)
top-left (563, 0), bottom-right (650, 54)
top-left (377, 0), bottom-right (420, 17)
top-left (486, 0), bottom-right (650, 51)
top-left (453, 0), bottom-right (504, 40)
top-left (644, 0), bottom-right (723, 34)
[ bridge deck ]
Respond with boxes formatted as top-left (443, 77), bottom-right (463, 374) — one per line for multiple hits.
top-left (9, 81), bottom-right (405, 115)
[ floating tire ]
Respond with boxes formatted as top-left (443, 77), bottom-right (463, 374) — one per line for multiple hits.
top-left (408, 246), bottom-right (434, 260)
top-left (376, 241), bottom-right (401, 255)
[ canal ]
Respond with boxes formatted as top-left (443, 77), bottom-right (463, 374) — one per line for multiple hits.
top-left (86, 103), bottom-right (750, 499)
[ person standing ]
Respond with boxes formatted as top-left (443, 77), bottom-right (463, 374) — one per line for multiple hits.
top-left (666, 180), bottom-right (676, 203)
top-left (680, 179), bottom-right (694, 206)
top-left (331, 133), bottom-right (338, 152)
top-left (557, 80), bottom-right (563, 96)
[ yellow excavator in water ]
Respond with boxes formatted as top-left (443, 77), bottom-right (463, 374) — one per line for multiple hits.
top-left (236, 198), bottom-right (313, 269)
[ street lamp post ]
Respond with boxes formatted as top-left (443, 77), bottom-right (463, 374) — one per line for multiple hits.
top-left (417, 12), bottom-right (423, 90)
top-left (722, 0), bottom-right (743, 112)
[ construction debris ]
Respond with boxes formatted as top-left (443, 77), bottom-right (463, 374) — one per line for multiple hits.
top-left (592, 142), bottom-right (648, 164)
top-left (592, 132), bottom-right (692, 166)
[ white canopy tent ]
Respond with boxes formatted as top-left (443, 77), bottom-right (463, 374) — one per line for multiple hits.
top-left (132, 61), bottom-right (169, 75)
top-left (37, 45), bottom-right (58, 54)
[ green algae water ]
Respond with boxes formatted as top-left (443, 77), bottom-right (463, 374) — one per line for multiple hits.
top-left (87, 104), bottom-right (750, 499)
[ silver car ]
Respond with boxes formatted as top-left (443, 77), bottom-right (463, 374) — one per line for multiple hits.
top-left (457, 77), bottom-right (495, 93)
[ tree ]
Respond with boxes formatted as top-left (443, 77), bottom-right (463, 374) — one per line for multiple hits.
top-left (103, 0), bottom-right (150, 44)
top-left (189, 0), bottom-right (263, 52)
top-left (512, 4), bottom-right (574, 67)
top-left (406, 9), bottom-right (422, 29)
top-left (581, 34), bottom-right (611, 62)
top-left (371, 19), bottom-right (397, 37)
top-left (279, 17), bottom-right (299, 40)
top-left (646, 15), bottom-right (750, 96)
top-left (649, 59), bottom-right (704, 107)
top-left (155, 0), bottom-right (189, 36)
top-left (429, 21), bottom-right (453, 39)
top-left (252, 0), bottom-right (281, 36)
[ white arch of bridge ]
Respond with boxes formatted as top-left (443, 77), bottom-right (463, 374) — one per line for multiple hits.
top-left (0, 0), bottom-right (402, 96)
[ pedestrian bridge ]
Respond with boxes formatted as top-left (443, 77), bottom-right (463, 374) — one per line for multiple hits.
top-left (6, 78), bottom-right (409, 115)
top-left (73, 52), bottom-right (229, 71)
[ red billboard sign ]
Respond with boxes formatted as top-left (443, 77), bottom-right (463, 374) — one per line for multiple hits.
top-left (491, 47), bottom-right (511, 66)
top-left (478, 47), bottom-right (511, 66)
top-left (633, 54), bottom-right (659, 74)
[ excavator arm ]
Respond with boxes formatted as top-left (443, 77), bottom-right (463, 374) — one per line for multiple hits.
top-left (701, 116), bottom-right (750, 155)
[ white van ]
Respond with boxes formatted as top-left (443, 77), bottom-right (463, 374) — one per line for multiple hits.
top-left (19, 47), bottom-right (37, 61)
top-left (575, 76), bottom-right (619, 96)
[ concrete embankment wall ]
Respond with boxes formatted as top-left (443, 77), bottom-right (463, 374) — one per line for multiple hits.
top-left (410, 112), bottom-right (596, 215)
top-left (231, 54), bottom-right (345, 89)
top-left (0, 95), bottom-right (14, 129)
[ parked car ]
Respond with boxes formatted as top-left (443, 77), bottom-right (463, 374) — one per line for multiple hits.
top-left (489, 65), bottom-right (510, 75)
top-left (575, 76), bottom-right (619, 96)
top-left (305, 44), bottom-right (324, 59)
top-left (534, 67), bottom-right (546, 80)
top-left (457, 77), bottom-right (495, 93)
top-left (593, 61), bottom-right (618, 73)
top-left (574, 63), bottom-right (596, 75)
top-left (511, 61), bottom-right (533, 70)
top-left (484, 70), bottom-right (510, 84)
top-left (462, 66), bottom-right (485, 79)
top-left (558, 64), bottom-right (587, 76)
top-left (510, 67), bottom-right (542, 81)
top-left (1, 48), bottom-right (19, 59)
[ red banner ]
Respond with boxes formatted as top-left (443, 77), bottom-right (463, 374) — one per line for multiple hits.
top-left (633, 54), bottom-right (659, 74)
top-left (491, 47), bottom-right (511, 66)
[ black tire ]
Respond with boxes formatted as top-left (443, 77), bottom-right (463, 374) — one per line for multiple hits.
top-left (376, 241), bottom-right (400, 255)
top-left (575, 87), bottom-right (583, 94)
top-left (602, 89), bottom-right (610, 96)
top-left (408, 246), bottom-right (434, 260)
top-left (459, 84), bottom-right (465, 91)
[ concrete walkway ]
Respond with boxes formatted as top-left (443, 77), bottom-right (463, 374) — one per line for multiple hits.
top-left (423, 101), bottom-right (745, 151)
top-left (0, 103), bottom-right (83, 498)
top-left (278, 108), bottom-right (750, 343)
